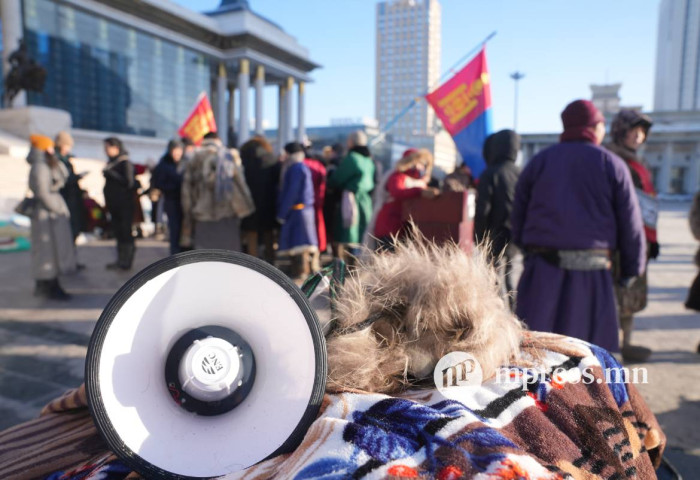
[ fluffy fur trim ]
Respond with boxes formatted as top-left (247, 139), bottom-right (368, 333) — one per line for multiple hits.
top-left (326, 231), bottom-right (524, 394)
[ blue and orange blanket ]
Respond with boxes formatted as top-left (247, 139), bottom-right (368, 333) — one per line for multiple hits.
top-left (0, 332), bottom-right (664, 479)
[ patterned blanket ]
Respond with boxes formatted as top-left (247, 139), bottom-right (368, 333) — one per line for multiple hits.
top-left (0, 332), bottom-right (663, 480)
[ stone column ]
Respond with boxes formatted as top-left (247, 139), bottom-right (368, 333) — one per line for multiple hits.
top-left (285, 76), bottom-right (294, 144)
top-left (277, 83), bottom-right (287, 151)
top-left (238, 59), bottom-right (250, 146)
top-left (1, 0), bottom-right (26, 107)
top-left (691, 143), bottom-right (700, 194)
top-left (227, 84), bottom-right (235, 139)
top-left (216, 63), bottom-right (228, 141)
top-left (297, 81), bottom-right (305, 142)
top-left (255, 65), bottom-right (265, 135)
top-left (659, 143), bottom-right (673, 194)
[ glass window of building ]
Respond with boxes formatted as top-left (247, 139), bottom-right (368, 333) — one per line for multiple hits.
top-left (23, 0), bottom-right (211, 138)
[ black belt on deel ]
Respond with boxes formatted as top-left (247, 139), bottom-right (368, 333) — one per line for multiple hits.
top-left (525, 247), bottom-right (612, 271)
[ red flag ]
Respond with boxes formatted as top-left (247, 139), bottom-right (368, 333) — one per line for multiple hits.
top-left (178, 92), bottom-right (217, 145)
top-left (425, 48), bottom-right (491, 137)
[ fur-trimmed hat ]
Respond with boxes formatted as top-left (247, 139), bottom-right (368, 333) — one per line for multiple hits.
top-left (611, 109), bottom-right (652, 145)
top-left (319, 230), bottom-right (523, 394)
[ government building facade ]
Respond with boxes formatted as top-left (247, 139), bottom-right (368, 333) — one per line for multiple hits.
top-left (0, 0), bottom-right (319, 157)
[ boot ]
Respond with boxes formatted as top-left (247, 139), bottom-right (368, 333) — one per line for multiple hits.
top-left (310, 250), bottom-right (322, 273)
top-left (116, 244), bottom-right (133, 270)
top-left (34, 280), bottom-right (52, 297)
top-left (48, 279), bottom-right (71, 301)
top-left (120, 243), bottom-right (135, 270)
top-left (620, 314), bottom-right (651, 363)
top-left (289, 252), bottom-right (311, 281)
top-left (300, 250), bottom-right (312, 279)
top-left (106, 244), bottom-right (121, 270)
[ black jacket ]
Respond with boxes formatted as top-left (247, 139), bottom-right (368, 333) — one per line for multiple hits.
top-left (103, 153), bottom-right (136, 212)
top-left (474, 129), bottom-right (521, 257)
top-left (239, 142), bottom-right (280, 233)
top-left (152, 154), bottom-right (183, 206)
top-left (57, 153), bottom-right (84, 238)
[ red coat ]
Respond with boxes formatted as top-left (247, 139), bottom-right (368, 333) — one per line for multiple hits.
top-left (627, 159), bottom-right (657, 243)
top-left (304, 158), bottom-right (327, 252)
top-left (374, 169), bottom-right (426, 238)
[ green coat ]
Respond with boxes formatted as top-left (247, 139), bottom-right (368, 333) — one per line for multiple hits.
top-left (328, 150), bottom-right (375, 245)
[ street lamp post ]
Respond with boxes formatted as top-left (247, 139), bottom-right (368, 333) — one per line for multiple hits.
top-left (510, 71), bottom-right (525, 131)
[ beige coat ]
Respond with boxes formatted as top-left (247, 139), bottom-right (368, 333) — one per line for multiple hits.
top-left (28, 149), bottom-right (77, 280)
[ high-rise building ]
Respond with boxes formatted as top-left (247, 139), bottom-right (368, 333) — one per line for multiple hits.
top-left (654, 0), bottom-right (700, 111)
top-left (376, 0), bottom-right (456, 171)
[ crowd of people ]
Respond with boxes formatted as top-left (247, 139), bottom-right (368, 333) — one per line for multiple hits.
top-left (25, 98), bottom-right (679, 361)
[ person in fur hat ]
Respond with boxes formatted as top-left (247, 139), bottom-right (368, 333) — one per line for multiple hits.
top-left (607, 109), bottom-right (657, 362)
top-left (0, 232), bottom-right (666, 479)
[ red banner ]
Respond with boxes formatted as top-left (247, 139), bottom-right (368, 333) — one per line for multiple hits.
top-left (425, 48), bottom-right (491, 136)
top-left (178, 92), bottom-right (217, 145)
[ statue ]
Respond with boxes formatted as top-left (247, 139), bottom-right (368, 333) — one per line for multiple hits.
top-left (4, 40), bottom-right (47, 106)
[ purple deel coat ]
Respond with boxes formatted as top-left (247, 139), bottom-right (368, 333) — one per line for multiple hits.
top-left (278, 162), bottom-right (318, 254)
top-left (511, 141), bottom-right (646, 352)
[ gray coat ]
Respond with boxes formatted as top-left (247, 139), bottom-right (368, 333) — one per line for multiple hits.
top-left (28, 148), bottom-right (77, 280)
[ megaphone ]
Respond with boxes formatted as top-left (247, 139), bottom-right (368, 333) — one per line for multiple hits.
top-left (85, 250), bottom-right (326, 479)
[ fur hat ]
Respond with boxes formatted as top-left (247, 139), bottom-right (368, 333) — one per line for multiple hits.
top-left (324, 231), bottom-right (523, 394)
top-left (611, 109), bottom-right (652, 146)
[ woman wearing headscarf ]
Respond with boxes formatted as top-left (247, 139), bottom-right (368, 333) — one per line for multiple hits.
top-left (512, 100), bottom-right (646, 353)
top-left (151, 139), bottom-right (185, 255)
top-left (103, 137), bottom-right (136, 270)
top-left (28, 135), bottom-right (76, 300)
top-left (607, 109), bottom-right (656, 362)
top-left (372, 148), bottom-right (439, 250)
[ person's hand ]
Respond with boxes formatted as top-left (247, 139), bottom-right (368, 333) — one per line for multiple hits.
top-left (649, 241), bottom-right (660, 260)
top-left (421, 187), bottom-right (440, 199)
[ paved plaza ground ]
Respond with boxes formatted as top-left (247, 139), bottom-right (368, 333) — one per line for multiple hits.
top-left (0, 202), bottom-right (699, 476)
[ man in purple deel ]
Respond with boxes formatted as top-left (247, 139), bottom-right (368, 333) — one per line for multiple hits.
top-left (511, 99), bottom-right (646, 353)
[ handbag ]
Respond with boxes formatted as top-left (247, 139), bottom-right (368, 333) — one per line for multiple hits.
top-left (341, 190), bottom-right (358, 229)
top-left (14, 189), bottom-right (36, 217)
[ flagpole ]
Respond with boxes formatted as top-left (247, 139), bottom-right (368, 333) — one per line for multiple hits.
top-left (371, 30), bottom-right (497, 146)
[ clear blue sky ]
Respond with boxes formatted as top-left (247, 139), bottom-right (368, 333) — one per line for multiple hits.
top-left (172, 0), bottom-right (659, 134)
